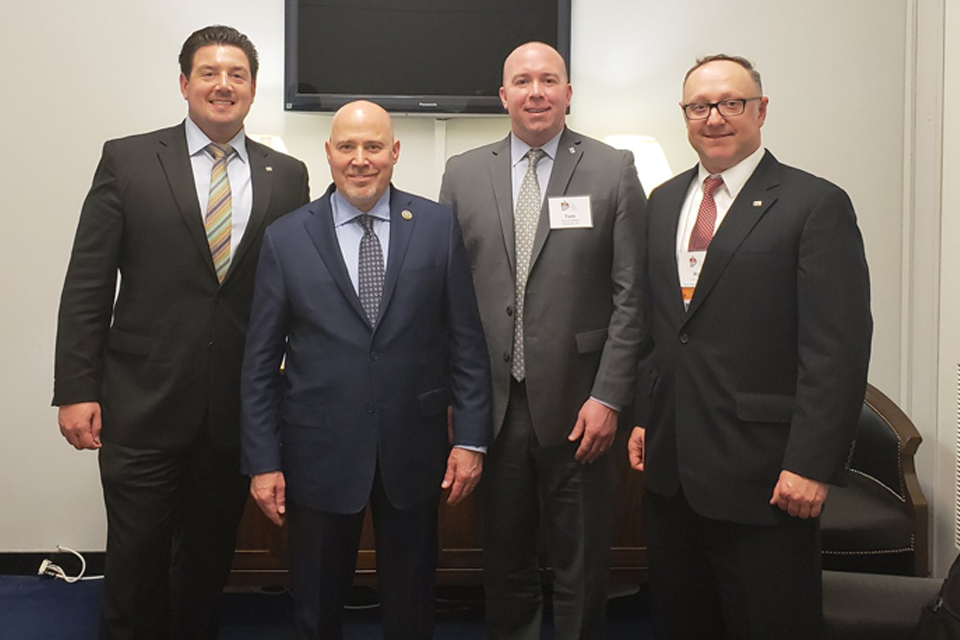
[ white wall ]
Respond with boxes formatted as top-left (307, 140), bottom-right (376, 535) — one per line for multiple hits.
top-left (0, 0), bottom-right (929, 560)
top-left (937, 0), bottom-right (960, 574)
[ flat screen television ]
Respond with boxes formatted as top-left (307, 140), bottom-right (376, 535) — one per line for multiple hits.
top-left (284, 0), bottom-right (572, 115)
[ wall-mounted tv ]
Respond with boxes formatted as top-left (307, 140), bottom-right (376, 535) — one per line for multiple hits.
top-left (284, 0), bottom-right (572, 115)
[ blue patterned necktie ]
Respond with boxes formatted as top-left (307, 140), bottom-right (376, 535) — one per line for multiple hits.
top-left (356, 214), bottom-right (385, 324)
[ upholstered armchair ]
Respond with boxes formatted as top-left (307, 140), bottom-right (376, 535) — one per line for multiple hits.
top-left (820, 383), bottom-right (928, 576)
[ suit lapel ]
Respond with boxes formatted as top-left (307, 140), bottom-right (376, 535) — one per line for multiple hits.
top-left (683, 152), bottom-right (781, 321)
top-left (228, 139), bottom-right (273, 282)
top-left (658, 168), bottom-right (698, 317)
top-left (378, 187), bottom-right (416, 330)
top-left (156, 124), bottom-right (218, 280)
top-left (304, 189), bottom-right (369, 325)
top-left (531, 129), bottom-right (582, 270)
top-left (489, 137), bottom-right (516, 275)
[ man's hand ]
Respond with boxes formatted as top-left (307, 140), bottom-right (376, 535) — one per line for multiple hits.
top-left (769, 469), bottom-right (828, 519)
top-left (441, 448), bottom-right (483, 506)
top-left (251, 471), bottom-right (287, 526)
top-left (58, 402), bottom-right (103, 450)
top-left (627, 426), bottom-right (645, 471)
top-left (568, 398), bottom-right (618, 463)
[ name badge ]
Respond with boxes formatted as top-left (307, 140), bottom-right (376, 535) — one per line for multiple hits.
top-left (679, 251), bottom-right (707, 304)
top-left (548, 196), bottom-right (592, 229)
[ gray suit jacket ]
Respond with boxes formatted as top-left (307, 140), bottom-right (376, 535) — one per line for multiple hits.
top-left (440, 128), bottom-right (647, 446)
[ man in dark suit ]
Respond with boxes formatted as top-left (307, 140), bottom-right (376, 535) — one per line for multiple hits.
top-left (439, 42), bottom-right (646, 639)
top-left (53, 25), bottom-right (309, 640)
top-left (628, 54), bottom-right (872, 639)
top-left (241, 100), bottom-right (491, 639)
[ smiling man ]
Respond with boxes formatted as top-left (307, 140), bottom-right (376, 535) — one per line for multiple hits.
top-left (440, 42), bottom-right (647, 639)
top-left (628, 54), bottom-right (872, 639)
top-left (53, 25), bottom-right (309, 640)
top-left (241, 100), bottom-right (491, 639)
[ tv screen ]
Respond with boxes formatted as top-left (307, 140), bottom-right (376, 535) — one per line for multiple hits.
top-left (285, 0), bottom-right (572, 114)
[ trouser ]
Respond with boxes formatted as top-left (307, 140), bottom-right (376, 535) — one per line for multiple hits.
top-left (482, 380), bottom-right (623, 640)
top-left (98, 429), bottom-right (249, 640)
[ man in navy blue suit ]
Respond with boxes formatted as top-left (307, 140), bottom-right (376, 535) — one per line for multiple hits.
top-left (240, 100), bottom-right (492, 639)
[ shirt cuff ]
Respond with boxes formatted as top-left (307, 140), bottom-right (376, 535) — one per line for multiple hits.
top-left (590, 396), bottom-right (621, 412)
top-left (454, 444), bottom-right (487, 454)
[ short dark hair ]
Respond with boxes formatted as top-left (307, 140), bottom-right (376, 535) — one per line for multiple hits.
top-left (179, 25), bottom-right (259, 82)
top-left (684, 54), bottom-right (762, 94)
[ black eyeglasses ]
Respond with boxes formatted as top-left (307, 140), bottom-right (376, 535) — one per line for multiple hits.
top-left (681, 97), bottom-right (762, 120)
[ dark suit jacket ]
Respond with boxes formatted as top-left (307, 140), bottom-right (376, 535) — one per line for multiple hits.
top-left (239, 186), bottom-right (492, 514)
top-left (440, 128), bottom-right (646, 446)
top-left (54, 122), bottom-right (310, 450)
top-left (639, 151), bottom-right (872, 525)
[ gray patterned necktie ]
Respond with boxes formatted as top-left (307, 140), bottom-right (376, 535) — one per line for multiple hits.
top-left (355, 215), bottom-right (385, 325)
top-left (512, 148), bottom-right (545, 381)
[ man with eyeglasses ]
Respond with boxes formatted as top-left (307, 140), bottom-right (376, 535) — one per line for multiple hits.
top-left (628, 54), bottom-right (872, 639)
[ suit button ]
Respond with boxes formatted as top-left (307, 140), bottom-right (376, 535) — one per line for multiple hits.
top-left (370, 351), bottom-right (378, 361)
top-left (366, 402), bottom-right (375, 414)
top-left (503, 352), bottom-right (511, 362)
top-left (506, 306), bottom-right (513, 316)
top-left (679, 333), bottom-right (689, 344)
top-left (208, 341), bottom-right (214, 348)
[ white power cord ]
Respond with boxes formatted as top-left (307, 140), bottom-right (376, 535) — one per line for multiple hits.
top-left (37, 546), bottom-right (93, 583)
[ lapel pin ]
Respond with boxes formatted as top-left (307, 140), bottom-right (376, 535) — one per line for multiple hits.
top-left (401, 210), bottom-right (413, 220)
top-left (265, 166), bottom-right (273, 172)
top-left (568, 146), bottom-right (576, 154)
top-left (752, 200), bottom-right (762, 207)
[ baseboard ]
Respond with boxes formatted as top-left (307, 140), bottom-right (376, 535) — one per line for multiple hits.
top-left (0, 552), bottom-right (105, 576)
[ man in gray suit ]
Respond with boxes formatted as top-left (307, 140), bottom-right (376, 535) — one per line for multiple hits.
top-left (439, 41), bottom-right (647, 639)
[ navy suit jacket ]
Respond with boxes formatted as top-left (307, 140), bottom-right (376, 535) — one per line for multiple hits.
top-left (240, 185), bottom-right (492, 513)
top-left (638, 151), bottom-right (872, 526)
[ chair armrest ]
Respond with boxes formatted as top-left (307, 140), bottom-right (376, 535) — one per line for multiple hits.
top-left (864, 383), bottom-right (928, 576)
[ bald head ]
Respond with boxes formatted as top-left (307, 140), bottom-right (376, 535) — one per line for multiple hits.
top-left (502, 41), bottom-right (568, 85)
top-left (499, 42), bottom-right (571, 147)
top-left (329, 100), bottom-right (394, 143)
top-left (326, 100), bottom-right (400, 212)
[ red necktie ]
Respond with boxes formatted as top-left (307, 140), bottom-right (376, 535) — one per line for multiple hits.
top-left (688, 176), bottom-right (723, 251)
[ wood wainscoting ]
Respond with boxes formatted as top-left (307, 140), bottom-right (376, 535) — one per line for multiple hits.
top-left (230, 462), bottom-right (646, 587)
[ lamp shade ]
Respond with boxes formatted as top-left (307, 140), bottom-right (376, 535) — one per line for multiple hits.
top-left (247, 134), bottom-right (288, 154)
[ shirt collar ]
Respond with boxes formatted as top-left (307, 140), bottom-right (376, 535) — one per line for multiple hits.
top-left (184, 117), bottom-right (249, 164)
top-left (510, 129), bottom-right (563, 168)
top-left (332, 187), bottom-right (392, 228)
top-left (697, 146), bottom-right (766, 200)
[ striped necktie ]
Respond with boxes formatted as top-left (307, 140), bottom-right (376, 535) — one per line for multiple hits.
top-left (205, 143), bottom-right (234, 283)
top-left (688, 176), bottom-right (723, 251)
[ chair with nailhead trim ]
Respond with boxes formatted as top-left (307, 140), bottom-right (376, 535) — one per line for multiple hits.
top-left (820, 384), bottom-right (928, 576)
